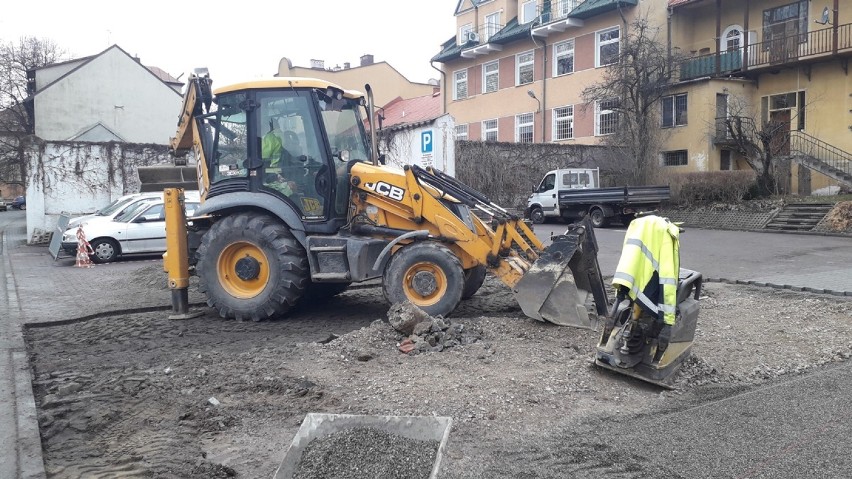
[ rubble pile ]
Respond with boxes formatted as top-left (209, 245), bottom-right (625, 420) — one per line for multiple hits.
top-left (387, 302), bottom-right (481, 354)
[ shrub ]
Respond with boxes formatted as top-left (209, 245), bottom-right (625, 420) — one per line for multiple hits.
top-left (664, 171), bottom-right (757, 206)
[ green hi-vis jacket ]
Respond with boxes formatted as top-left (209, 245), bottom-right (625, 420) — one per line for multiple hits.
top-left (612, 215), bottom-right (681, 326)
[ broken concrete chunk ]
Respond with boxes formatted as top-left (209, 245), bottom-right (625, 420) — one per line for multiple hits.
top-left (387, 302), bottom-right (434, 336)
top-left (207, 397), bottom-right (220, 407)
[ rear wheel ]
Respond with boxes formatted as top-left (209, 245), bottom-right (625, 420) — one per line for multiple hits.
top-left (461, 265), bottom-right (487, 300)
top-left (589, 207), bottom-right (608, 228)
top-left (196, 213), bottom-right (308, 321)
top-left (383, 242), bottom-right (464, 317)
top-left (529, 206), bottom-right (545, 224)
top-left (89, 238), bottom-right (119, 263)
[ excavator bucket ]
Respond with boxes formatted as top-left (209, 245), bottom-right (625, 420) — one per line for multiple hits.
top-left (513, 217), bottom-right (609, 329)
top-left (137, 165), bottom-right (199, 193)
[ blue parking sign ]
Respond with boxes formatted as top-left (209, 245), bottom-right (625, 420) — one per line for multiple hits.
top-left (421, 130), bottom-right (433, 154)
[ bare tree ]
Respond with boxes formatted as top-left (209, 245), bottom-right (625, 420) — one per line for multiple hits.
top-left (582, 10), bottom-right (680, 186)
top-left (722, 95), bottom-right (795, 196)
top-left (0, 36), bottom-right (67, 186)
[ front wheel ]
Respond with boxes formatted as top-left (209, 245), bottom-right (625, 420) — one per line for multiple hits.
top-left (461, 265), bottom-right (487, 300)
top-left (89, 238), bottom-right (119, 263)
top-left (196, 213), bottom-right (309, 321)
top-left (383, 242), bottom-right (464, 317)
top-left (529, 206), bottom-right (545, 224)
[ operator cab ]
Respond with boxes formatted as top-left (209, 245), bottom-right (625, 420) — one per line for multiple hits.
top-left (200, 78), bottom-right (371, 228)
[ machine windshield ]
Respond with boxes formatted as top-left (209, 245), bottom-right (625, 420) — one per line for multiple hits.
top-left (317, 95), bottom-right (370, 163)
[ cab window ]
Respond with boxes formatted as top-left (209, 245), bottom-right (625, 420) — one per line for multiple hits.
top-left (539, 173), bottom-right (556, 192)
top-left (209, 93), bottom-right (249, 184)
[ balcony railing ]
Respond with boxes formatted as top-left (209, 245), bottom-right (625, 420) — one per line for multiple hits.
top-left (537, 0), bottom-right (585, 24)
top-left (678, 24), bottom-right (852, 81)
top-left (680, 50), bottom-right (742, 81)
top-left (746, 23), bottom-right (852, 69)
top-left (460, 22), bottom-right (505, 46)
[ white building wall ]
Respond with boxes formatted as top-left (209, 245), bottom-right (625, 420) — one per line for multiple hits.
top-left (34, 60), bottom-right (85, 90)
top-left (34, 47), bottom-right (182, 145)
top-left (25, 141), bottom-right (174, 241)
top-left (382, 114), bottom-right (456, 176)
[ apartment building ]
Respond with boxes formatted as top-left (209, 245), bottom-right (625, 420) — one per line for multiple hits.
top-left (434, 0), bottom-right (852, 193)
top-left (432, 0), bottom-right (659, 145)
top-left (668, 0), bottom-right (852, 193)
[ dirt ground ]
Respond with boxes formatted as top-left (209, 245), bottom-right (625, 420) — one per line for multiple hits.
top-left (24, 265), bottom-right (852, 478)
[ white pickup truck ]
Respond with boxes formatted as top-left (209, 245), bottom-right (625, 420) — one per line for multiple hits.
top-left (525, 168), bottom-right (670, 227)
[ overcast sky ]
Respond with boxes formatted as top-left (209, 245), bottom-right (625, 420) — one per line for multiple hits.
top-left (2, 0), bottom-right (460, 88)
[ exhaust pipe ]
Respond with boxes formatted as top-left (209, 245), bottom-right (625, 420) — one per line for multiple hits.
top-left (365, 84), bottom-right (378, 166)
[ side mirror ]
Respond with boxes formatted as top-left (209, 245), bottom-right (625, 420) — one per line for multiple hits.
top-left (532, 185), bottom-right (538, 193)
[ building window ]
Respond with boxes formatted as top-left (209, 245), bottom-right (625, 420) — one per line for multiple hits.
top-left (454, 69), bottom-right (468, 100)
top-left (596, 26), bottom-right (620, 67)
top-left (722, 25), bottom-right (744, 52)
top-left (516, 51), bottom-right (534, 85)
top-left (720, 149), bottom-right (734, 170)
top-left (516, 113), bottom-right (534, 143)
top-left (663, 150), bottom-right (689, 167)
top-left (521, 0), bottom-right (537, 24)
top-left (483, 61), bottom-right (499, 94)
top-left (459, 23), bottom-right (473, 45)
top-left (595, 99), bottom-right (619, 136)
top-left (484, 12), bottom-right (501, 42)
top-left (763, 1), bottom-right (808, 47)
top-left (661, 93), bottom-right (688, 128)
top-left (455, 124), bottom-right (468, 140)
top-left (554, 39), bottom-right (575, 76)
top-left (762, 90), bottom-right (806, 131)
top-left (553, 105), bottom-right (574, 140)
top-left (483, 119), bottom-right (498, 142)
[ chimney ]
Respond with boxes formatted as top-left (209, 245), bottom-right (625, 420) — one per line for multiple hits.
top-left (343, 62), bottom-right (351, 69)
top-left (360, 54), bottom-right (374, 66)
top-left (310, 59), bottom-right (325, 69)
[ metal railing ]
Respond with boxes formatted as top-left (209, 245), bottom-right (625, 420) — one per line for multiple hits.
top-left (677, 24), bottom-right (852, 80)
top-left (461, 22), bottom-right (505, 45)
top-left (537, 0), bottom-right (585, 24)
top-left (789, 131), bottom-right (852, 179)
top-left (746, 23), bottom-right (852, 69)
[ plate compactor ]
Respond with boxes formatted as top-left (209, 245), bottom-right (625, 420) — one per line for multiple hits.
top-left (594, 268), bottom-right (702, 388)
top-left (589, 214), bottom-right (702, 388)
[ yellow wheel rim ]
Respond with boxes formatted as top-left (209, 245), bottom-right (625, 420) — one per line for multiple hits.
top-left (217, 241), bottom-right (270, 299)
top-left (402, 261), bottom-right (447, 307)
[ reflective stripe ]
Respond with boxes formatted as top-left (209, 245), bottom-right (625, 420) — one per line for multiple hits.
top-left (613, 272), bottom-right (635, 285)
top-left (658, 303), bottom-right (676, 314)
top-left (625, 238), bottom-right (660, 271)
top-left (659, 277), bottom-right (677, 285)
top-left (635, 291), bottom-right (659, 313)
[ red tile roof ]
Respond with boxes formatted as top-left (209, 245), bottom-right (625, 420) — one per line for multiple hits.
top-left (147, 66), bottom-right (181, 84)
top-left (379, 92), bottom-right (442, 129)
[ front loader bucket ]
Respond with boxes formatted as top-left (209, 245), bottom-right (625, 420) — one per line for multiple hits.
top-left (513, 218), bottom-right (609, 329)
top-left (137, 166), bottom-right (198, 193)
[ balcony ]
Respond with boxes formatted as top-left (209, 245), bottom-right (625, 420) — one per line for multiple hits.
top-left (460, 23), bottom-right (505, 58)
top-left (678, 24), bottom-right (852, 81)
top-left (532, 0), bottom-right (585, 37)
top-left (746, 23), bottom-right (852, 71)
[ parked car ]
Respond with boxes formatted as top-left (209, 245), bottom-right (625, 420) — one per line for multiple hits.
top-left (10, 196), bottom-right (25, 210)
top-left (0, 198), bottom-right (6, 211)
top-left (61, 198), bottom-right (200, 263)
top-left (66, 191), bottom-right (200, 229)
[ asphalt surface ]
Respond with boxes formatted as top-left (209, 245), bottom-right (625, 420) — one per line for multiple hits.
top-left (1, 211), bottom-right (851, 478)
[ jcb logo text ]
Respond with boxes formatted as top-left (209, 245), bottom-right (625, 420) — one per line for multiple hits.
top-left (364, 181), bottom-right (405, 202)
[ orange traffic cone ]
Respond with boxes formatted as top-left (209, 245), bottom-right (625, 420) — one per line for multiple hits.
top-left (75, 225), bottom-right (95, 268)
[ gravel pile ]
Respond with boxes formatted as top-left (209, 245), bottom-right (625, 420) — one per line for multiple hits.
top-left (293, 427), bottom-right (439, 479)
top-left (388, 302), bottom-right (482, 354)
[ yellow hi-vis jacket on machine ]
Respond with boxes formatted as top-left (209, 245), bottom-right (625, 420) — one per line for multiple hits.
top-left (612, 215), bottom-right (680, 325)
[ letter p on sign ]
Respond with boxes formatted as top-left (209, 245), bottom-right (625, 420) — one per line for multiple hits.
top-left (421, 130), bottom-right (433, 154)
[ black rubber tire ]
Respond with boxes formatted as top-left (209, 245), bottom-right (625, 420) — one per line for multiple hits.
top-left (589, 207), bottom-right (608, 228)
top-left (382, 242), bottom-right (464, 317)
top-left (529, 206), bottom-right (545, 224)
top-left (196, 213), bottom-right (308, 321)
top-left (89, 238), bottom-right (119, 264)
top-left (461, 265), bottom-right (487, 300)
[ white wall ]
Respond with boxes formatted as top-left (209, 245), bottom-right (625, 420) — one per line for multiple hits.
top-left (382, 114), bottom-right (456, 176)
top-left (34, 60), bottom-right (85, 91)
top-left (34, 47), bottom-right (182, 145)
top-left (25, 141), bottom-right (174, 241)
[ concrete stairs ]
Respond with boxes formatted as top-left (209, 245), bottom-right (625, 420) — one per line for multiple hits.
top-left (789, 132), bottom-right (852, 190)
top-left (796, 155), bottom-right (852, 189)
top-left (764, 203), bottom-right (835, 232)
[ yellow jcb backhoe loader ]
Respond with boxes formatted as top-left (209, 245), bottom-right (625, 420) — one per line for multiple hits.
top-left (143, 70), bottom-right (702, 386)
top-left (144, 69), bottom-right (608, 329)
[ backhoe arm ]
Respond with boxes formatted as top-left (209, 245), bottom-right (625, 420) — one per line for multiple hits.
top-left (170, 69), bottom-right (213, 157)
